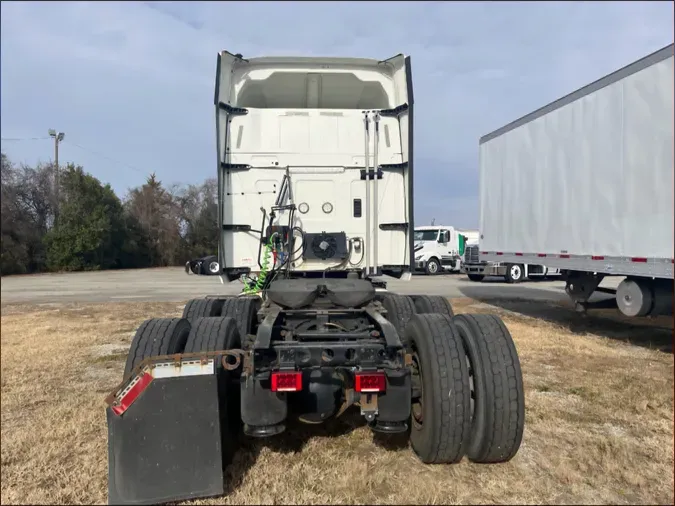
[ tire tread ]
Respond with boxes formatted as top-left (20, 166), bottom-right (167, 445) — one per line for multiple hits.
top-left (412, 295), bottom-right (455, 317)
top-left (124, 317), bottom-right (191, 377)
top-left (182, 298), bottom-right (226, 321)
top-left (380, 293), bottom-right (416, 343)
top-left (220, 297), bottom-right (260, 338)
top-left (452, 313), bottom-right (524, 463)
top-left (407, 314), bottom-right (471, 464)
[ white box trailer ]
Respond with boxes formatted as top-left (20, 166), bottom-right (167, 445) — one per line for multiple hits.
top-left (479, 43), bottom-right (674, 317)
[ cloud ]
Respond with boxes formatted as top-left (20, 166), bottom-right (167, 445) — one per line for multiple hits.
top-left (1, 1), bottom-right (673, 227)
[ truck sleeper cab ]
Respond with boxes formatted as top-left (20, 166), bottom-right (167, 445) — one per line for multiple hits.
top-left (215, 52), bottom-right (414, 282)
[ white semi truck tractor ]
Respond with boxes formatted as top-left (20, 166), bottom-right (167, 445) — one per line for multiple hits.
top-left (477, 43), bottom-right (674, 316)
top-left (105, 50), bottom-right (526, 505)
top-left (413, 225), bottom-right (466, 275)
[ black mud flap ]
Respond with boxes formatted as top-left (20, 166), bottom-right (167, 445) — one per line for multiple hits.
top-left (107, 375), bottom-right (225, 505)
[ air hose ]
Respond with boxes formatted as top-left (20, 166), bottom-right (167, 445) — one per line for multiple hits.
top-left (242, 233), bottom-right (277, 294)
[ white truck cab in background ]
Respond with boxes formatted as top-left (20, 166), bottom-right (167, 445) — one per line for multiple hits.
top-left (413, 225), bottom-right (466, 275)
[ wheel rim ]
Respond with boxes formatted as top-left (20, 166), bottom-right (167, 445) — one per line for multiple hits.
top-left (511, 265), bottom-right (521, 279)
top-left (428, 261), bottom-right (438, 274)
top-left (411, 349), bottom-right (424, 428)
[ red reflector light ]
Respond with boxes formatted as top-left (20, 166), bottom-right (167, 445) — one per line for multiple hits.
top-left (591, 256), bottom-right (604, 260)
top-left (112, 372), bottom-right (153, 416)
top-left (496, 252), bottom-right (503, 256)
top-left (515, 253), bottom-right (523, 256)
top-left (537, 253), bottom-right (547, 257)
top-left (631, 257), bottom-right (647, 263)
top-left (271, 371), bottom-right (303, 392)
top-left (560, 254), bottom-right (570, 259)
top-left (355, 372), bottom-right (386, 393)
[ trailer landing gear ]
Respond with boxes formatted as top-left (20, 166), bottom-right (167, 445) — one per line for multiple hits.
top-left (105, 281), bottom-right (525, 505)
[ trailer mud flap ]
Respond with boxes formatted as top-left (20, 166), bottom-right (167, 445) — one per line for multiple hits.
top-left (107, 374), bottom-right (224, 505)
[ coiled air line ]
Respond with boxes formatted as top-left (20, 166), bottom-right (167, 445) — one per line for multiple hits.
top-left (241, 232), bottom-right (277, 295)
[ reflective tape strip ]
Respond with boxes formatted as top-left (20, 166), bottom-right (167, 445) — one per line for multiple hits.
top-left (152, 359), bottom-right (215, 379)
top-left (480, 252), bottom-right (672, 266)
top-left (112, 372), bottom-right (153, 416)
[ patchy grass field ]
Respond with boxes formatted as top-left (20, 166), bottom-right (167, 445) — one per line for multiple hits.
top-left (1, 298), bottom-right (673, 505)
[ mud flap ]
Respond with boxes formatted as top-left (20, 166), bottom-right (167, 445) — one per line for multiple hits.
top-left (107, 375), bottom-right (225, 505)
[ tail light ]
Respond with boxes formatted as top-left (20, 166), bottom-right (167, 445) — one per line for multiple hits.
top-left (355, 372), bottom-right (386, 393)
top-left (271, 371), bottom-right (303, 392)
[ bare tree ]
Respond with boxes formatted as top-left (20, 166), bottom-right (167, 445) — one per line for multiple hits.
top-left (1, 155), bottom-right (55, 274)
top-left (124, 173), bottom-right (184, 266)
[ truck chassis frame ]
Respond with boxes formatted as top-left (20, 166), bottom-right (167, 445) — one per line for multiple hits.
top-left (105, 277), bottom-right (526, 505)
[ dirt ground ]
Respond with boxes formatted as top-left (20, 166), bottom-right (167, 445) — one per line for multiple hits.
top-left (1, 298), bottom-right (673, 505)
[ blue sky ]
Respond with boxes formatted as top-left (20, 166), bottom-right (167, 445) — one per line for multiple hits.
top-left (1, 1), bottom-right (673, 228)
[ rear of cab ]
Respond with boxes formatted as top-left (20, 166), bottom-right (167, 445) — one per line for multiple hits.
top-left (214, 52), bottom-right (415, 279)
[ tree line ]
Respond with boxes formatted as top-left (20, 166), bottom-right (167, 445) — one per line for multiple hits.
top-left (1, 152), bottom-right (218, 276)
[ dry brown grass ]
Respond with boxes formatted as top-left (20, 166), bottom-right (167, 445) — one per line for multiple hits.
top-left (1, 298), bottom-right (673, 505)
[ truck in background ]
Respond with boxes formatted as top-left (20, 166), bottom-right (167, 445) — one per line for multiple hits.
top-left (413, 225), bottom-right (466, 274)
top-left (459, 223), bottom-right (556, 284)
top-left (462, 240), bottom-right (557, 283)
top-left (478, 43), bottom-right (674, 316)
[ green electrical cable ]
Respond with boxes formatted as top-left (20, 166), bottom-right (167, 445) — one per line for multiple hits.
top-left (242, 233), bottom-right (277, 294)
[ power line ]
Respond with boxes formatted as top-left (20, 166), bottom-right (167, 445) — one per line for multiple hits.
top-left (2, 135), bottom-right (153, 178)
top-left (1, 136), bottom-right (51, 141)
top-left (63, 140), bottom-right (149, 176)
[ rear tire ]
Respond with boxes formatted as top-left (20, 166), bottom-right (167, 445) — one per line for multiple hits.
top-left (411, 295), bottom-right (455, 317)
top-left (451, 313), bottom-right (525, 463)
top-left (467, 274), bottom-right (484, 282)
top-left (124, 318), bottom-right (191, 377)
top-left (184, 317), bottom-right (242, 462)
top-left (184, 316), bottom-right (242, 355)
top-left (405, 314), bottom-right (471, 464)
top-left (220, 296), bottom-right (261, 342)
top-left (182, 298), bottom-right (226, 322)
top-left (379, 293), bottom-right (416, 345)
top-left (505, 264), bottom-right (524, 284)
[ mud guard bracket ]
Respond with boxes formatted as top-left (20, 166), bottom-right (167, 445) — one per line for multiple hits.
top-left (107, 375), bottom-right (224, 505)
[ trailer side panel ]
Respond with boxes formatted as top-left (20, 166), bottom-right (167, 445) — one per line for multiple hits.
top-left (479, 45), bottom-right (674, 272)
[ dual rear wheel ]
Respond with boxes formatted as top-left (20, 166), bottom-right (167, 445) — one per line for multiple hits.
top-left (124, 293), bottom-right (524, 466)
top-left (383, 293), bottom-right (525, 464)
top-left (123, 296), bottom-right (261, 450)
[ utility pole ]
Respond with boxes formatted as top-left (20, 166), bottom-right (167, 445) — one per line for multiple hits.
top-left (48, 129), bottom-right (65, 226)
